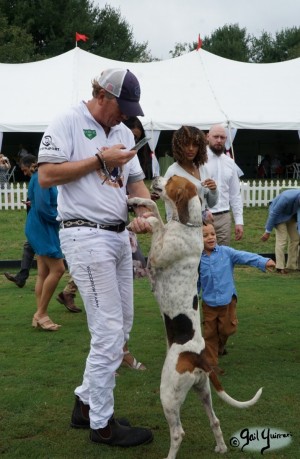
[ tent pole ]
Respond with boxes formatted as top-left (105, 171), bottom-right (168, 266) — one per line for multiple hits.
top-left (228, 121), bottom-right (235, 161)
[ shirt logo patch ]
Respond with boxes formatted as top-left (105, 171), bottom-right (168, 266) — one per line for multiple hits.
top-left (83, 129), bottom-right (96, 140)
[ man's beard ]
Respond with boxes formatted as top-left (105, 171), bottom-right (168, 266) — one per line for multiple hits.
top-left (209, 145), bottom-right (225, 156)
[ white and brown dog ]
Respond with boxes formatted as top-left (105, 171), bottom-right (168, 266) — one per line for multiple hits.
top-left (128, 175), bottom-right (262, 459)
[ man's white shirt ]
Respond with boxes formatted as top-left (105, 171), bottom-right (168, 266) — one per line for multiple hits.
top-left (203, 147), bottom-right (243, 225)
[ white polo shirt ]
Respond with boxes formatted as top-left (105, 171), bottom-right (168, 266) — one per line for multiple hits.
top-left (38, 101), bottom-right (145, 224)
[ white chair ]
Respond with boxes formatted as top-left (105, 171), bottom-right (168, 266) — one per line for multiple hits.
top-left (5, 165), bottom-right (16, 183)
top-left (285, 163), bottom-right (294, 179)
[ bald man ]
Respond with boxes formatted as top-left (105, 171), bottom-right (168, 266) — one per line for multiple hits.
top-left (204, 125), bottom-right (243, 245)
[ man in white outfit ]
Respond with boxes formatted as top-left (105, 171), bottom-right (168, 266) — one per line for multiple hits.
top-left (38, 68), bottom-right (153, 447)
top-left (205, 124), bottom-right (244, 246)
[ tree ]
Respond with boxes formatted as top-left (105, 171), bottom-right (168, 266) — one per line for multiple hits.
top-left (169, 42), bottom-right (194, 58)
top-left (202, 24), bottom-right (250, 62)
top-left (0, 0), bottom-right (153, 62)
top-left (90, 5), bottom-right (152, 62)
top-left (277, 27), bottom-right (300, 60)
top-left (169, 23), bottom-right (300, 63)
top-left (250, 27), bottom-right (300, 62)
top-left (0, 15), bottom-right (36, 62)
top-left (250, 31), bottom-right (278, 63)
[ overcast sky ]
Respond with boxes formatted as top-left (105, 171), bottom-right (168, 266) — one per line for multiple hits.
top-left (94, 0), bottom-right (300, 59)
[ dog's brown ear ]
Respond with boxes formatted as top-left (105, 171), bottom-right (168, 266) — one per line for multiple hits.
top-left (175, 188), bottom-right (190, 224)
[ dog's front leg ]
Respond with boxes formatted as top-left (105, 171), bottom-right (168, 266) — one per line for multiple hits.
top-left (127, 197), bottom-right (163, 224)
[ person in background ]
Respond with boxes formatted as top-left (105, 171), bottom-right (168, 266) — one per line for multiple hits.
top-left (199, 223), bottom-right (275, 369)
top-left (164, 125), bottom-right (218, 222)
top-left (257, 154), bottom-right (271, 179)
top-left (56, 278), bottom-right (82, 313)
top-left (37, 68), bottom-right (153, 447)
top-left (0, 153), bottom-right (11, 188)
top-left (16, 143), bottom-right (29, 165)
top-left (123, 116), bottom-right (152, 179)
top-left (4, 160), bottom-right (81, 316)
top-left (4, 241), bottom-right (35, 288)
top-left (20, 154), bottom-right (65, 331)
top-left (261, 189), bottom-right (300, 274)
top-left (4, 244), bottom-right (82, 313)
top-left (205, 124), bottom-right (244, 245)
top-left (0, 152), bottom-right (10, 169)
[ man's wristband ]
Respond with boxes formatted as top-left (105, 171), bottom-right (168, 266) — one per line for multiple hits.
top-left (95, 152), bottom-right (104, 168)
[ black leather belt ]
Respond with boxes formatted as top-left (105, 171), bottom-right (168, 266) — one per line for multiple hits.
top-left (212, 210), bottom-right (230, 216)
top-left (60, 219), bottom-right (126, 232)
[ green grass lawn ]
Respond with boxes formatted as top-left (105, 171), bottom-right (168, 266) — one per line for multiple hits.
top-left (1, 205), bottom-right (299, 458)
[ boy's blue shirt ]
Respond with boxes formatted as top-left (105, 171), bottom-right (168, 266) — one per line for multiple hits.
top-left (198, 244), bottom-right (270, 307)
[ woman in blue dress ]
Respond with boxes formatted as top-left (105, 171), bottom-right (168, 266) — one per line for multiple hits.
top-left (20, 155), bottom-right (65, 331)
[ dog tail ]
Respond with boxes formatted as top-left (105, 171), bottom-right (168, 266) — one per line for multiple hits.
top-left (209, 371), bottom-right (263, 408)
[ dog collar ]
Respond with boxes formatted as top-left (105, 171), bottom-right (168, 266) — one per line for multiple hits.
top-left (171, 217), bottom-right (202, 228)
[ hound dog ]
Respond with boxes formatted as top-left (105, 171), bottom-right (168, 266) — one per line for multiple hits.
top-left (128, 175), bottom-right (262, 459)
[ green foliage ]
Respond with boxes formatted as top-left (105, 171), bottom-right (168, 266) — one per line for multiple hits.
top-left (170, 23), bottom-right (300, 63)
top-left (202, 23), bottom-right (251, 62)
top-left (91, 5), bottom-right (152, 62)
top-left (169, 42), bottom-right (194, 58)
top-left (0, 15), bottom-right (36, 62)
top-left (0, 0), bottom-right (152, 62)
top-left (250, 26), bottom-right (300, 62)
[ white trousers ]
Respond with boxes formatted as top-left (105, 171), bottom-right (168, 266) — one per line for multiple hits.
top-left (275, 219), bottom-right (299, 270)
top-left (59, 226), bottom-right (133, 429)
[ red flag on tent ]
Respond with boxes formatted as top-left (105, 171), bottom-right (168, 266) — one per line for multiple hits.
top-left (196, 34), bottom-right (202, 50)
top-left (76, 32), bottom-right (89, 42)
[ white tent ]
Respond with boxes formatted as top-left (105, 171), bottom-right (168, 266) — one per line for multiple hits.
top-left (0, 47), bottom-right (300, 133)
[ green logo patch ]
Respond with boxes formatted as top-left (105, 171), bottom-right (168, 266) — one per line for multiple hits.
top-left (83, 129), bottom-right (97, 140)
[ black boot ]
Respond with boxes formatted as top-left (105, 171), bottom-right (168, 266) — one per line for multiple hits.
top-left (90, 416), bottom-right (153, 447)
top-left (70, 396), bottom-right (131, 429)
top-left (71, 396), bottom-right (90, 429)
top-left (4, 272), bottom-right (26, 288)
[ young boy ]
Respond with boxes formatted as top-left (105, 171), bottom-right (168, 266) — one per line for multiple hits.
top-left (198, 223), bottom-right (276, 369)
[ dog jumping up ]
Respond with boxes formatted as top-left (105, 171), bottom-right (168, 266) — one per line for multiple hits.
top-left (128, 175), bottom-right (262, 459)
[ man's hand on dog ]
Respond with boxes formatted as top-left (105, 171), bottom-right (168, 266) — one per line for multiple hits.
top-left (128, 212), bottom-right (154, 234)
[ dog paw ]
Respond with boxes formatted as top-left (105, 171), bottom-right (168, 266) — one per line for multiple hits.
top-left (215, 444), bottom-right (227, 454)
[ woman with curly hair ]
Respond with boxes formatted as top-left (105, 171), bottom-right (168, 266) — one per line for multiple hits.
top-left (164, 126), bottom-right (218, 221)
top-left (20, 154), bottom-right (65, 331)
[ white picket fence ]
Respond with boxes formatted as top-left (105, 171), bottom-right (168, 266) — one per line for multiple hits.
top-left (1, 180), bottom-right (300, 210)
top-left (0, 183), bottom-right (28, 210)
top-left (240, 179), bottom-right (300, 206)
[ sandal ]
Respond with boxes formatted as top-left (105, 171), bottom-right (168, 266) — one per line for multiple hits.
top-left (32, 315), bottom-right (61, 331)
top-left (121, 350), bottom-right (146, 371)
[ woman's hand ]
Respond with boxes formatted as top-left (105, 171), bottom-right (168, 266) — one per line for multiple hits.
top-left (202, 178), bottom-right (217, 190)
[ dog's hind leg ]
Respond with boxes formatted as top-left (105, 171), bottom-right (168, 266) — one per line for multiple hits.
top-left (160, 386), bottom-right (185, 459)
top-left (193, 378), bottom-right (227, 454)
